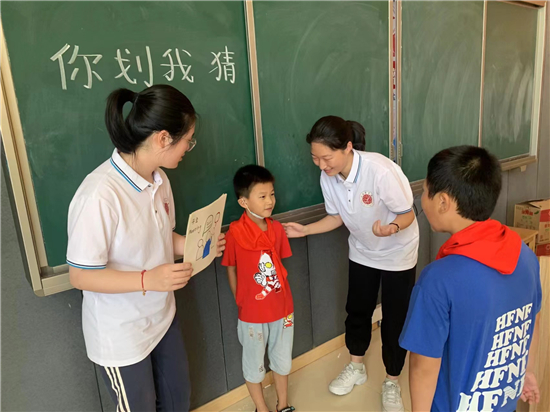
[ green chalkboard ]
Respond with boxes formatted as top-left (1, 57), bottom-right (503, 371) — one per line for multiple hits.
top-left (2, 1), bottom-right (255, 268)
top-left (254, 1), bottom-right (390, 212)
top-left (401, 1), bottom-right (484, 182)
top-left (482, 2), bottom-right (538, 160)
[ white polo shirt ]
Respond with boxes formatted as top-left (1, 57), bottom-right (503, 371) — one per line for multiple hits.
top-left (67, 149), bottom-right (177, 367)
top-left (320, 150), bottom-right (419, 271)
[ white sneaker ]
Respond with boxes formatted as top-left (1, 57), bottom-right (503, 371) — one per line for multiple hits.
top-left (382, 379), bottom-right (405, 412)
top-left (328, 363), bottom-right (367, 396)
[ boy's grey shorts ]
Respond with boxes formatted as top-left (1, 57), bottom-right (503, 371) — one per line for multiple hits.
top-left (237, 314), bottom-right (294, 383)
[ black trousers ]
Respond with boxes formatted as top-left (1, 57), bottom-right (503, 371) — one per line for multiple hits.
top-left (345, 260), bottom-right (416, 377)
top-left (99, 316), bottom-right (190, 412)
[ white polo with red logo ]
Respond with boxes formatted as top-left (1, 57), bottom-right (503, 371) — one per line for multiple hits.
top-left (320, 150), bottom-right (419, 271)
top-left (67, 149), bottom-right (177, 367)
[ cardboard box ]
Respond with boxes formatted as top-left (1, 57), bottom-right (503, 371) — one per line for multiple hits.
top-left (514, 199), bottom-right (550, 245)
top-left (536, 243), bottom-right (550, 257)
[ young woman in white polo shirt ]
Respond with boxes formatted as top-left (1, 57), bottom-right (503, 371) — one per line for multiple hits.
top-left (67, 85), bottom-right (225, 411)
top-left (284, 116), bottom-right (419, 412)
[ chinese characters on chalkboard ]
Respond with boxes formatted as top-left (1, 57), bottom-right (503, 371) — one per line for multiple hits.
top-left (50, 44), bottom-right (237, 90)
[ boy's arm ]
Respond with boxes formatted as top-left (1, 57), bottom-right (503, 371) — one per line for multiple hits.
top-left (226, 266), bottom-right (237, 300)
top-left (410, 353), bottom-right (442, 412)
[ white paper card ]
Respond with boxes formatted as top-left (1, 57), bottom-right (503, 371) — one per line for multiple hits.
top-left (184, 194), bottom-right (227, 275)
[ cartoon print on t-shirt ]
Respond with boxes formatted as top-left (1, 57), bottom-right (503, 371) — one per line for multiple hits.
top-left (254, 252), bottom-right (282, 300)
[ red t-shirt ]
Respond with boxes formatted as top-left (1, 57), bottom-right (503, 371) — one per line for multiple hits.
top-left (222, 220), bottom-right (294, 323)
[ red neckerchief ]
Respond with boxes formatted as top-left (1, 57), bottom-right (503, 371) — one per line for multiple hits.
top-left (436, 219), bottom-right (522, 275)
top-left (229, 213), bottom-right (285, 277)
top-left (229, 212), bottom-right (290, 309)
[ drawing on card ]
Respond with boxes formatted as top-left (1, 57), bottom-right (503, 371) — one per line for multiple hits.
top-left (184, 194), bottom-right (227, 276)
top-left (196, 239), bottom-right (205, 261)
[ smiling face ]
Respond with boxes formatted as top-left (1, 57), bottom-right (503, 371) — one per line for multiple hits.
top-left (239, 182), bottom-right (276, 218)
top-left (310, 141), bottom-right (352, 177)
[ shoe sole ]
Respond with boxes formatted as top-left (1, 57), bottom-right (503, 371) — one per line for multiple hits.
top-left (328, 375), bottom-right (368, 396)
top-left (382, 407), bottom-right (404, 412)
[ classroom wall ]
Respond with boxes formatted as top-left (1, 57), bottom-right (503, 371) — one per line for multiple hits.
top-left (2, 6), bottom-right (549, 412)
top-left (1, 159), bottom-right (103, 411)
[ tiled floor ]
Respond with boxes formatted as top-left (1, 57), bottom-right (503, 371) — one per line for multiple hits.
top-left (223, 328), bottom-right (411, 412)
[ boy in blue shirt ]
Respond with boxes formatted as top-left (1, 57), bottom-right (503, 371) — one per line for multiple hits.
top-left (399, 146), bottom-right (541, 412)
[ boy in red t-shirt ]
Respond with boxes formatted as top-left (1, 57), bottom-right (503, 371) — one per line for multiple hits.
top-left (222, 165), bottom-right (295, 412)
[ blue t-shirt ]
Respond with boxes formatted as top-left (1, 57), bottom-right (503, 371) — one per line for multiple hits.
top-left (400, 243), bottom-right (541, 412)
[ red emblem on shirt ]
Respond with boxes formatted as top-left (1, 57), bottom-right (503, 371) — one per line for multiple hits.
top-left (164, 198), bottom-right (170, 215)
top-left (361, 191), bottom-right (374, 207)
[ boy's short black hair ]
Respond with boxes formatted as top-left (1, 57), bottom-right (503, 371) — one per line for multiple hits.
top-left (233, 165), bottom-right (275, 199)
top-left (426, 145), bottom-right (502, 221)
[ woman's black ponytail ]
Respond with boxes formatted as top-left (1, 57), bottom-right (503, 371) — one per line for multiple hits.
top-left (306, 115), bottom-right (366, 151)
top-left (347, 120), bottom-right (366, 151)
top-left (105, 84), bottom-right (196, 153)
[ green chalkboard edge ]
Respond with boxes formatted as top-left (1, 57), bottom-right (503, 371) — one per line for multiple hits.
top-left (390, 0), bottom-right (397, 163)
top-left (395, 0), bottom-right (402, 165)
top-left (1, 22), bottom-right (47, 296)
top-left (244, 0), bottom-right (265, 166)
top-left (526, 5), bottom-right (547, 160)
top-left (478, 0), bottom-right (488, 149)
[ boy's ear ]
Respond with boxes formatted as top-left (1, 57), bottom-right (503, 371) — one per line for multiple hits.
top-left (238, 197), bottom-right (247, 209)
top-left (438, 192), bottom-right (452, 214)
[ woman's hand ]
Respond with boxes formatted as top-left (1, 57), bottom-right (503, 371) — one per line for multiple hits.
top-left (145, 262), bottom-right (194, 291)
top-left (372, 220), bottom-right (398, 237)
top-left (283, 222), bottom-right (308, 238)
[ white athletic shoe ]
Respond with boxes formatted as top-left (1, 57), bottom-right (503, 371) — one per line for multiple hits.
top-left (328, 363), bottom-right (367, 396)
top-left (382, 379), bottom-right (405, 412)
